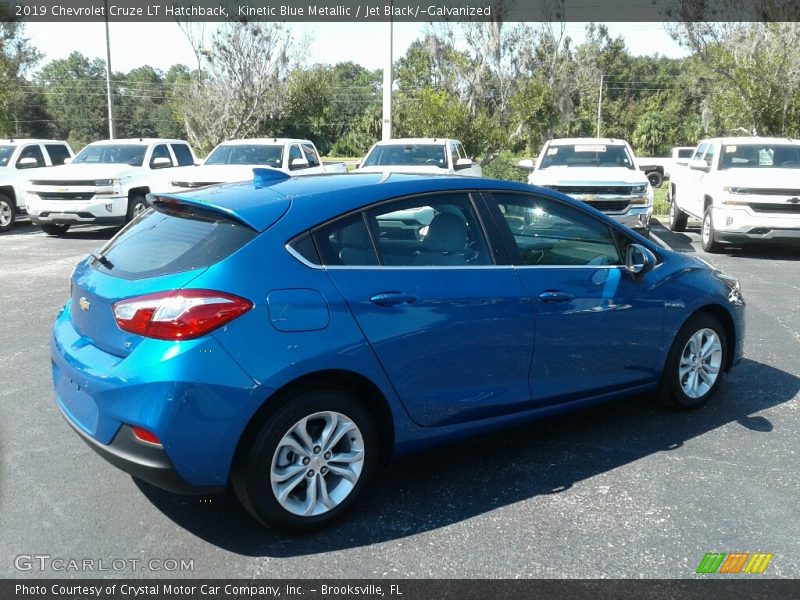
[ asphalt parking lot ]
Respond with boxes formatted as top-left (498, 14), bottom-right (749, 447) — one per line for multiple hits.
top-left (1, 219), bottom-right (798, 579)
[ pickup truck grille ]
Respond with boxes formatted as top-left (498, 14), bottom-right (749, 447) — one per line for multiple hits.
top-left (549, 185), bottom-right (636, 196)
top-left (37, 192), bottom-right (94, 200)
top-left (748, 202), bottom-right (800, 214)
top-left (737, 188), bottom-right (800, 196)
top-left (172, 181), bottom-right (222, 188)
top-left (583, 199), bottom-right (631, 213)
top-left (30, 180), bottom-right (96, 186)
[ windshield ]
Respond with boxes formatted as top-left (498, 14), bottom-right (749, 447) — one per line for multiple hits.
top-left (539, 143), bottom-right (635, 170)
top-left (362, 144), bottom-right (447, 168)
top-left (73, 144), bottom-right (147, 166)
top-left (0, 145), bottom-right (16, 167)
top-left (205, 144), bottom-right (283, 168)
top-left (719, 143), bottom-right (800, 169)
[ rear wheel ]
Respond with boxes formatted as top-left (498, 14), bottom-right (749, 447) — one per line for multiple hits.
top-left (0, 194), bottom-right (15, 233)
top-left (646, 171), bottom-right (663, 188)
top-left (41, 224), bottom-right (70, 236)
top-left (658, 313), bottom-right (727, 409)
top-left (701, 206), bottom-right (722, 253)
top-left (233, 389), bottom-right (377, 532)
top-left (668, 197), bottom-right (688, 232)
top-left (127, 194), bottom-right (149, 222)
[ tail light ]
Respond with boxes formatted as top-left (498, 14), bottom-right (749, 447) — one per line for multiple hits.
top-left (113, 289), bottom-right (253, 341)
top-left (131, 426), bottom-right (162, 446)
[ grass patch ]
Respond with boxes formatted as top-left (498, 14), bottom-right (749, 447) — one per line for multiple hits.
top-left (653, 181), bottom-right (669, 217)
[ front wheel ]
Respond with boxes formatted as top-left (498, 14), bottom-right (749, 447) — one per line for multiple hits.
top-left (233, 389), bottom-right (377, 532)
top-left (658, 313), bottom-right (728, 409)
top-left (127, 194), bottom-right (149, 222)
top-left (0, 194), bottom-right (16, 233)
top-left (41, 224), bottom-right (71, 236)
top-left (668, 198), bottom-right (688, 232)
top-left (701, 206), bottom-right (722, 253)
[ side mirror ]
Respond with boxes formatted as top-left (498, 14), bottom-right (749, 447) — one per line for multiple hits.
top-left (151, 156), bottom-right (172, 169)
top-left (17, 157), bottom-right (39, 169)
top-left (290, 157), bottom-right (309, 170)
top-left (517, 159), bottom-right (535, 170)
top-left (625, 243), bottom-right (657, 277)
top-left (63, 157), bottom-right (73, 165)
top-left (454, 158), bottom-right (473, 170)
top-left (689, 159), bottom-right (710, 172)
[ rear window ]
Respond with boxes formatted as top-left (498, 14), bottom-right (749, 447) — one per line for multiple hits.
top-left (92, 206), bottom-right (257, 280)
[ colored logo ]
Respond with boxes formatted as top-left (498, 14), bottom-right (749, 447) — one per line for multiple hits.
top-left (79, 297), bottom-right (91, 312)
top-left (696, 552), bottom-right (773, 574)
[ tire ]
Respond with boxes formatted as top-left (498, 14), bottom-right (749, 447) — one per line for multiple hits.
top-left (646, 170), bottom-right (663, 188)
top-left (41, 224), bottom-right (71, 236)
top-left (701, 206), bottom-right (722, 253)
top-left (127, 194), bottom-right (149, 222)
top-left (668, 197), bottom-right (688, 232)
top-left (657, 313), bottom-right (728, 410)
top-left (0, 194), bottom-right (15, 233)
top-left (233, 388), bottom-right (377, 532)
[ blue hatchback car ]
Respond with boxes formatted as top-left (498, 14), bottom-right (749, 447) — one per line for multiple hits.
top-left (52, 170), bottom-right (745, 531)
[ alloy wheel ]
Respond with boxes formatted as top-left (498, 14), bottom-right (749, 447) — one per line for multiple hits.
top-left (678, 328), bottom-right (722, 398)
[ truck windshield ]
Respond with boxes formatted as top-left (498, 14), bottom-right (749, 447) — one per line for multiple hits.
top-left (205, 144), bottom-right (283, 168)
top-left (719, 144), bottom-right (800, 169)
top-left (539, 144), bottom-right (635, 169)
top-left (0, 145), bottom-right (16, 167)
top-left (73, 144), bottom-right (147, 166)
top-left (362, 144), bottom-right (447, 168)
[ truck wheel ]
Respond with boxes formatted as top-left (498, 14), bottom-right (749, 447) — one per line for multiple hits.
top-left (668, 198), bottom-right (688, 232)
top-left (646, 171), bottom-right (663, 188)
top-left (41, 224), bottom-right (71, 236)
top-left (127, 194), bottom-right (149, 222)
top-left (701, 207), bottom-right (722, 253)
top-left (0, 194), bottom-right (15, 233)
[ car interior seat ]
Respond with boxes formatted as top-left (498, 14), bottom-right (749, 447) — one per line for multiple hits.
top-left (414, 212), bottom-right (468, 266)
top-left (338, 222), bottom-right (378, 265)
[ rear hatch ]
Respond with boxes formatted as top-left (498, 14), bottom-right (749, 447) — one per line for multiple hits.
top-left (68, 194), bottom-right (285, 357)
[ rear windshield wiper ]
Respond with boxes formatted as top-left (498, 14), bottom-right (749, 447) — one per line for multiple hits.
top-left (91, 250), bottom-right (114, 270)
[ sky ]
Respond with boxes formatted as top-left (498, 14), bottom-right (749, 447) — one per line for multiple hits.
top-left (24, 21), bottom-right (687, 74)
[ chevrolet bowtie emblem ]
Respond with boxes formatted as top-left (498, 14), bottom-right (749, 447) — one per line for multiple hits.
top-left (79, 297), bottom-right (91, 311)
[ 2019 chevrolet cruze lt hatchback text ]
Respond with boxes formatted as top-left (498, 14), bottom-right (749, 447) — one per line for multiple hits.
top-left (52, 170), bottom-right (745, 531)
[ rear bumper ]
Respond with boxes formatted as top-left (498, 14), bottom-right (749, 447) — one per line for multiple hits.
top-left (51, 303), bottom-right (269, 490)
top-left (63, 417), bottom-right (222, 495)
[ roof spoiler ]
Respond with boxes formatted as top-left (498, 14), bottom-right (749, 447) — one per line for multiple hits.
top-left (148, 193), bottom-right (257, 230)
top-left (253, 167), bottom-right (290, 187)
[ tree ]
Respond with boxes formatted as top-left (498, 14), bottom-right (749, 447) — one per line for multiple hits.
top-left (175, 22), bottom-right (294, 153)
top-left (36, 52), bottom-right (109, 150)
top-left (0, 20), bottom-right (41, 136)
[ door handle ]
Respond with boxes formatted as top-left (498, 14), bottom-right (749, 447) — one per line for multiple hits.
top-left (370, 292), bottom-right (418, 306)
top-left (538, 290), bottom-right (573, 303)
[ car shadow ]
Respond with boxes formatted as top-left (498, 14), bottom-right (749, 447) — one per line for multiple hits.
top-left (650, 219), bottom-right (697, 253)
top-left (0, 222), bottom-right (120, 240)
top-left (135, 357), bottom-right (798, 556)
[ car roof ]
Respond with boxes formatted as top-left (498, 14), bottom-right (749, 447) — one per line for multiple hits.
top-left (371, 138), bottom-right (456, 146)
top-left (701, 136), bottom-right (800, 145)
top-left (547, 138), bottom-right (630, 146)
top-left (160, 172), bottom-right (534, 232)
top-left (0, 138), bottom-right (69, 144)
top-left (86, 138), bottom-right (189, 146)
top-left (215, 138), bottom-right (312, 146)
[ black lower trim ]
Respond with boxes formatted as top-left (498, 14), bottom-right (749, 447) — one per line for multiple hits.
top-left (32, 215), bottom-right (126, 225)
top-left (63, 418), bottom-right (225, 495)
top-left (715, 230), bottom-right (800, 244)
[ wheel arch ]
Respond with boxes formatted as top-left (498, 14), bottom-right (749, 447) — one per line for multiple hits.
top-left (128, 186), bottom-right (150, 201)
top-left (684, 304), bottom-right (737, 372)
top-left (232, 369), bottom-right (396, 476)
top-left (703, 195), bottom-right (714, 212)
top-left (0, 185), bottom-right (16, 203)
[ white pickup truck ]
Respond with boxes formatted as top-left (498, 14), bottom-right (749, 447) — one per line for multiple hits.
top-left (355, 138), bottom-right (482, 177)
top-left (668, 137), bottom-right (800, 252)
top-left (0, 138), bottom-right (74, 232)
top-left (522, 137), bottom-right (653, 235)
top-left (168, 138), bottom-right (347, 192)
top-left (26, 138), bottom-right (196, 235)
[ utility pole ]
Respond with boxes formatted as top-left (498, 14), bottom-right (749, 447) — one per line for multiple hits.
top-left (381, 8), bottom-right (393, 140)
top-left (596, 73), bottom-right (603, 138)
top-left (104, 0), bottom-right (115, 139)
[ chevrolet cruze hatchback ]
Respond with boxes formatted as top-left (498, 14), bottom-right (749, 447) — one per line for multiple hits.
top-left (52, 170), bottom-right (745, 531)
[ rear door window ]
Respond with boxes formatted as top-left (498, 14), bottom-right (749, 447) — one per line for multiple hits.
top-left (170, 143), bottom-right (194, 166)
top-left (45, 144), bottom-right (71, 166)
top-left (93, 206), bottom-right (257, 280)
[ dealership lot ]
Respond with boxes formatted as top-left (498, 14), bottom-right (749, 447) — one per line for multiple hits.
top-left (1, 220), bottom-right (798, 578)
